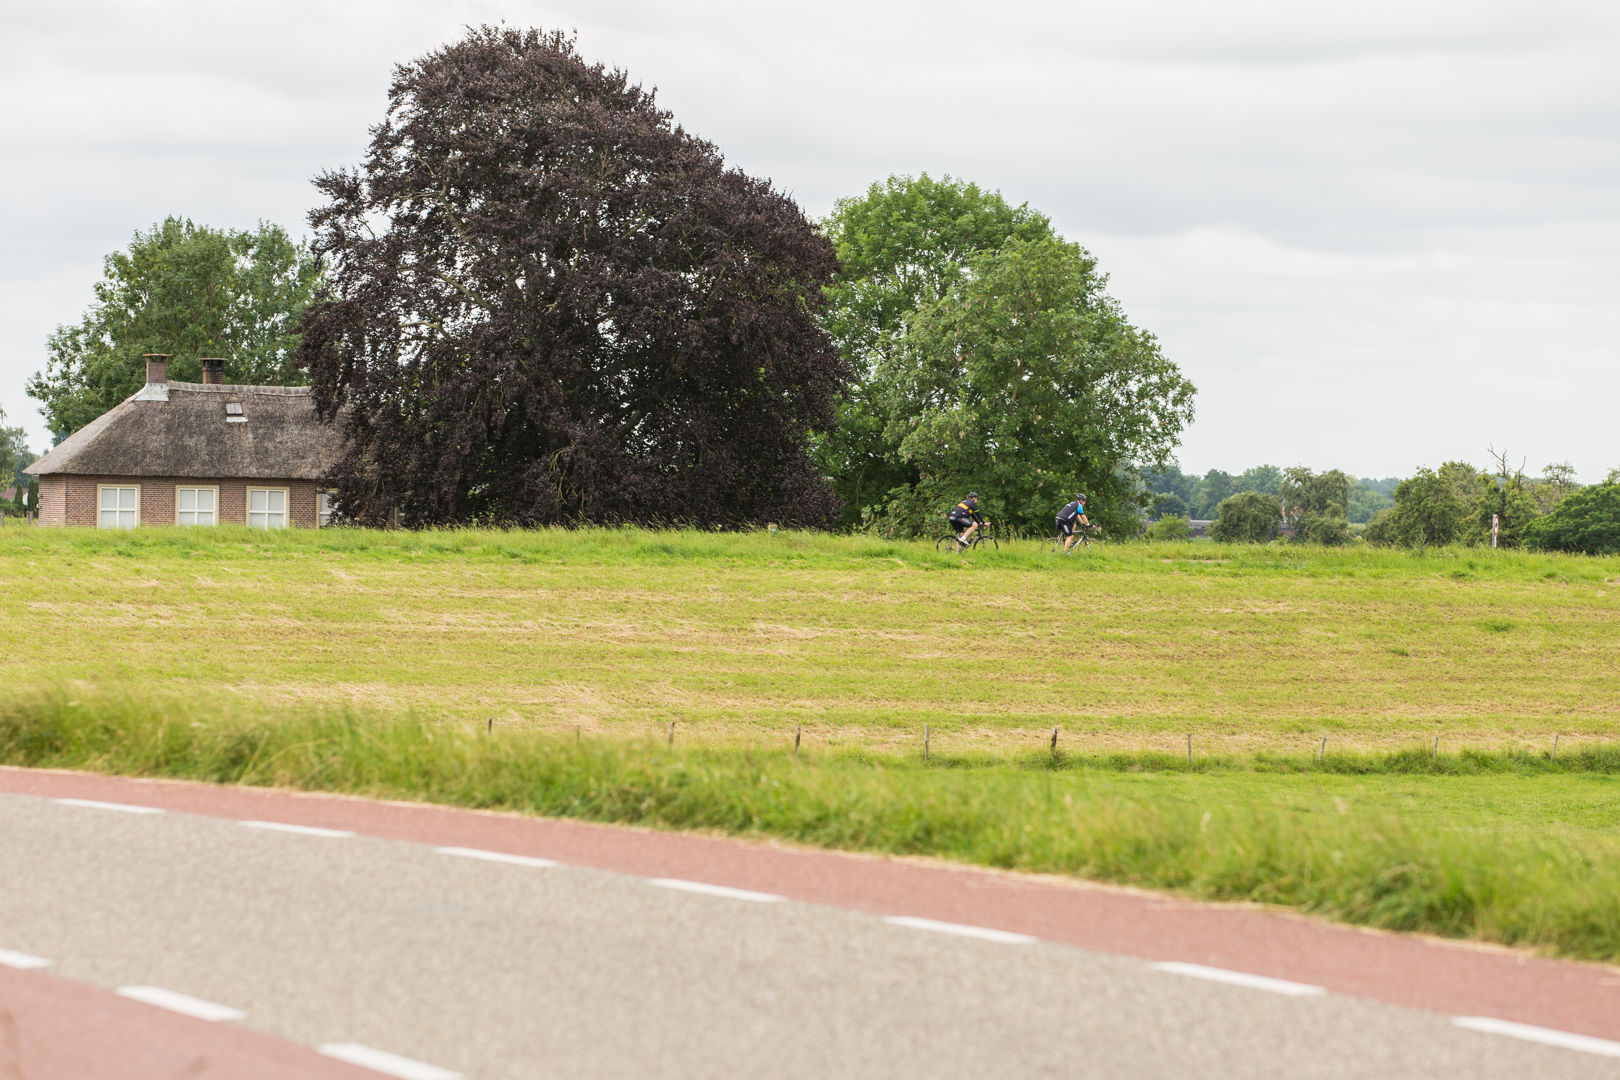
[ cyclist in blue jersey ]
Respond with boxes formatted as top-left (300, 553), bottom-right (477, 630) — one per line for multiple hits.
top-left (1056, 494), bottom-right (1091, 551)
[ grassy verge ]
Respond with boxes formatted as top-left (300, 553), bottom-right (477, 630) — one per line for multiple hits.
top-left (4, 693), bottom-right (1618, 964)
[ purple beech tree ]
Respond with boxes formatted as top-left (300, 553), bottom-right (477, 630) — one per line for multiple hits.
top-left (298, 27), bottom-right (847, 527)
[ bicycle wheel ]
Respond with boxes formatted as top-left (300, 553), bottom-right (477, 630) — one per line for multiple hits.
top-left (936, 534), bottom-right (965, 553)
top-left (1041, 536), bottom-right (1063, 555)
top-left (972, 534), bottom-right (998, 551)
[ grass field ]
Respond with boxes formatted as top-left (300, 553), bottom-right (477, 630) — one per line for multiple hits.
top-left (1, 525), bottom-right (1615, 754)
top-left (2, 526), bottom-right (1618, 960)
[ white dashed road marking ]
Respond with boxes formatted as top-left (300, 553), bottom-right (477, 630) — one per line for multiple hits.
top-left (239, 820), bottom-right (356, 838)
top-left (318, 1042), bottom-right (463, 1080)
top-left (1452, 1017), bottom-right (1620, 1059)
top-left (1151, 961), bottom-right (1326, 997)
top-left (115, 985), bottom-right (248, 1021)
top-left (0, 947), bottom-right (52, 970)
top-left (883, 916), bottom-right (1038, 944)
top-left (53, 797), bottom-right (164, 815)
top-left (648, 878), bottom-right (784, 903)
top-left (435, 846), bottom-right (559, 868)
top-left (35, 786), bottom-right (1620, 1067)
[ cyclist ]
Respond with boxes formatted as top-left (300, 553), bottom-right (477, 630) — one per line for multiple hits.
top-left (1056, 494), bottom-right (1091, 551)
top-left (947, 493), bottom-right (985, 550)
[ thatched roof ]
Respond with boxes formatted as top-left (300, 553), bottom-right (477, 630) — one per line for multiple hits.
top-left (25, 381), bottom-right (346, 480)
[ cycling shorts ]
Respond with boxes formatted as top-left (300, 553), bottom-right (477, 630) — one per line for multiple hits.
top-left (948, 514), bottom-right (974, 534)
top-left (1056, 517), bottom-right (1075, 537)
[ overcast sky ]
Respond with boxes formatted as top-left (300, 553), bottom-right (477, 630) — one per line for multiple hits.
top-left (3, 0), bottom-right (1616, 480)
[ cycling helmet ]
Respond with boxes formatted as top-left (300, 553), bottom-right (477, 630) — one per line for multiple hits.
top-left (1076, 494), bottom-right (1087, 503)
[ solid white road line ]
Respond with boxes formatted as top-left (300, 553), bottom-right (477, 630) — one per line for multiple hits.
top-left (0, 947), bottom-right (52, 970)
top-left (115, 985), bottom-right (248, 1022)
top-left (1151, 961), bottom-right (1326, 997)
top-left (318, 1042), bottom-right (463, 1080)
top-left (883, 916), bottom-right (1038, 945)
top-left (53, 797), bottom-right (163, 815)
top-left (1453, 1017), bottom-right (1620, 1059)
top-left (648, 878), bottom-right (784, 903)
top-left (239, 820), bottom-right (355, 838)
top-left (435, 846), bottom-right (559, 868)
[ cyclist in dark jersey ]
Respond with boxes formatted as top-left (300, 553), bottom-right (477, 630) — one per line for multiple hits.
top-left (947, 493), bottom-right (985, 550)
top-left (1056, 494), bottom-right (1091, 551)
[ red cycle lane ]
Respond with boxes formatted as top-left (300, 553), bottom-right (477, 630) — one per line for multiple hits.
top-left (0, 965), bottom-right (380, 1080)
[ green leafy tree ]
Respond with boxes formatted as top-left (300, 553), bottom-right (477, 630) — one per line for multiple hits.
top-left (1534, 460), bottom-right (1581, 514)
top-left (1367, 462), bottom-right (1480, 547)
top-left (0, 410), bottom-right (34, 487)
top-left (1153, 491), bottom-right (1191, 519)
top-left (1347, 478), bottom-right (1395, 523)
top-left (1141, 462), bottom-right (1196, 519)
top-left (1472, 449), bottom-right (1539, 548)
top-left (1527, 483), bottom-right (1620, 554)
top-left (28, 217), bottom-right (321, 439)
top-left (0, 409), bottom-right (36, 516)
top-left (877, 236), bottom-right (1195, 536)
top-left (1190, 469), bottom-right (1238, 519)
top-left (818, 174), bottom-right (1056, 527)
top-left (1237, 464), bottom-right (1282, 495)
top-left (1280, 466), bottom-right (1350, 544)
top-left (1210, 490), bottom-right (1281, 542)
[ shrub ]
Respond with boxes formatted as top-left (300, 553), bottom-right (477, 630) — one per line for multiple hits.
top-left (1211, 490), bottom-right (1280, 543)
top-left (1528, 483), bottom-right (1620, 555)
top-left (1146, 515), bottom-right (1192, 541)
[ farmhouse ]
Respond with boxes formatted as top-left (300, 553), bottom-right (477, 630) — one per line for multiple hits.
top-left (24, 356), bottom-right (345, 529)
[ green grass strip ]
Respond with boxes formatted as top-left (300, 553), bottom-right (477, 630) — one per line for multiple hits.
top-left (4, 693), bottom-right (1618, 965)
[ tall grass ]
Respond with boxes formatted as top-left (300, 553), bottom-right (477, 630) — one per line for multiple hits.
top-left (4, 693), bottom-right (1617, 964)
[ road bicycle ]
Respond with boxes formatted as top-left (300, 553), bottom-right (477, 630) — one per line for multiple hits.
top-left (1041, 523), bottom-right (1098, 554)
top-left (935, 523), bottom-right (999, 553)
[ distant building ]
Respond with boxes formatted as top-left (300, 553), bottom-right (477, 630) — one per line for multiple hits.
top-left (24, 356), bottom-right (345, 529)
top-left (1187, 519), bottom-right (1214, 538)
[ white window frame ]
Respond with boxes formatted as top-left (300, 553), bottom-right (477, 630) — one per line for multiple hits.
top-left (246, 486), bottom-right (289, 529)
top-left (317, 489), bottom-right (336, 528)
top-left (175, 485), bottom-right (219, 526)
top-left (96, 484), bottom-right (140, 529)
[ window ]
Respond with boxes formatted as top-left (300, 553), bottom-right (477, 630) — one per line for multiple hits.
top-left (176, 487), bottom-right (217, 526)
top-left (247, 487), bottom-right (288, 529)
top-left (317, 490), bottom-right (335, 528)
top-left (97, 485), bottom-right (139, 529)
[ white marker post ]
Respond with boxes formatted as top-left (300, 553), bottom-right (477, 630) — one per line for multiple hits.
top-left (1492, 513), bottom-right (1499, 549)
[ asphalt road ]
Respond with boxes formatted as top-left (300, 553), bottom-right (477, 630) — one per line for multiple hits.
top-left (1, 778), bottom-right (1617, 1078)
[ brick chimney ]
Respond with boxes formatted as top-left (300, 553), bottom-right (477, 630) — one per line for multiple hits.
top-left (200, 358), bottom-right (225, 385)
top-left (136, 354), bottom-right (171, 401)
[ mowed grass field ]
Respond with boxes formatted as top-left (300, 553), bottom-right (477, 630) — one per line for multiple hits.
top-left (1, 524), bottom-right (1615, 753)
top-left (3, 525), bottom-right (1618, 960)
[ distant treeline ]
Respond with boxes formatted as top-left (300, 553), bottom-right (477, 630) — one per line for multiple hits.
top-left (1142, 458), bottom-right (1620, 556)
top-left (1142, 464), bottom-right (1397, 524)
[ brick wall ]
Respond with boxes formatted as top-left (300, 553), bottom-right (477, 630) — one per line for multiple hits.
top-left (33, 475), bottom-right (324, 529)
top-left (37, 476), bottom-right (66, 525)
